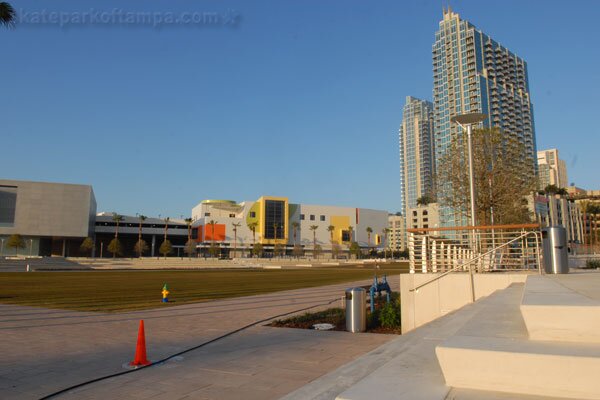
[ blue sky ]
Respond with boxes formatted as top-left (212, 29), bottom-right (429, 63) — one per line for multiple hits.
top-left (2, 0), bottom-right (599, 218)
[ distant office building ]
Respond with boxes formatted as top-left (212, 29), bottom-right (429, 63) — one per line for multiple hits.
top-left (406, 203), bottom-right (439, 234)
top-left (191, 197), bottom-right (388, 257)
top-left (0, 179), bottom-right (96, 256)
top-left (432, 8), bottom-right (537, 226)
top-left (538, 149), bottom-right (568, 189)
top-left (399, 96), bottom-right (435, 217)
top-left (388, 214), bottom-right (406, 252)
top-left (531, 194), bottom-right (583, 246)
top-left (567, 186), bottom-right (587, 197)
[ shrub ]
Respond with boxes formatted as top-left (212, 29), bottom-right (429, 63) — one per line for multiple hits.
top-left (379, 301), bottom-right (401, 328)
top-left (585, 259), bottom-right (600, 269)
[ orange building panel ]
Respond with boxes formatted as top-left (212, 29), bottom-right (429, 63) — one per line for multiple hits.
top-left (196, 226), bottom-right (203, 242)
top-left (204, 224), bottom-right (226, 242)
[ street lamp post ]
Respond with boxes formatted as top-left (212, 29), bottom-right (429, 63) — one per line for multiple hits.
top-left (450, 112), bottom-right (487, 303)
top-left (450, 112), bottom-right (487, 228)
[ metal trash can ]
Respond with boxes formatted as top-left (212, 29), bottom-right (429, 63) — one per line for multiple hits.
top-left (345, 287), bottom-right (366, 333)
top-left (541, 226), bottom-right (569, 274)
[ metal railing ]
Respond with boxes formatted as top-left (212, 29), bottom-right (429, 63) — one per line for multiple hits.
top-left (407, 224), bottom-right (542, 301)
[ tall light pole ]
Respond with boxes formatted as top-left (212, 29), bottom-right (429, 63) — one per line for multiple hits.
top-left (450, 112), bottom-right (488, 227)
top-left (451, 112), bottom-right (487, 304)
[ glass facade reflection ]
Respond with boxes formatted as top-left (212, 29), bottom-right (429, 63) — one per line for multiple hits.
top-left (0, 185), bottom-right (17, 227)
top-left (264, 200), bottom-right (285, 239)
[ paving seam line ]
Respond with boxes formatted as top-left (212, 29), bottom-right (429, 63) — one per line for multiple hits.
top-left (38, 296), bottom-right (341, 400)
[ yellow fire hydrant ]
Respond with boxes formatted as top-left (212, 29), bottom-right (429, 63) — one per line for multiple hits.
top-left (162, 283), bottom-right (170, 303)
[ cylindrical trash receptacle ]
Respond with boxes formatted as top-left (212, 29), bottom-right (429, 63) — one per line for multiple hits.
top-left (542, 226), bottom-right (569, 274)
top-left (345, 287), bottom-right (366, 333)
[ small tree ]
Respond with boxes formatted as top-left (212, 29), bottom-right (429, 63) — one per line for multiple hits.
top-left (184, 239), bottom-right (196, 259)
top-left (252, 243), bottom-right (263, 258)
top-left (108, 238), bottom-right (123, 257)
top-left (331, 241), bottom-right (341, 259)
top-left (292, 244), bottom-right (303, 258)
top-left (274, 243), bottom-right (285, 257)
top-left (79, 237), bottom-right (94, 257)
top-left (313, 244), bottom-right (322, 258)
top-left (159, 240), bottom-right (172, 259)
top-left (134, 239), bottom-right (149, 257)
top-left (208, 242), bottom-right (220, 258)
top-left (349, 241), bottom-right (361, 259)
top-left (7, 234), bottom-right (25, 256)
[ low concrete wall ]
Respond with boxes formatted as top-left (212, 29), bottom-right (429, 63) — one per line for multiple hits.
top-left (400, 273), bottom-right (529, 333)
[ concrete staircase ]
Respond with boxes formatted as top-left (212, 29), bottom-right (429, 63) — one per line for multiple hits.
top-left (436, 274), bottom-right (600, 399)
top-left (282, 272), bottom-right (600, 400)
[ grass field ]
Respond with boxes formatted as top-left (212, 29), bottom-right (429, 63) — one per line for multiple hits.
top-left (0, 263), bottom-right (409, 312)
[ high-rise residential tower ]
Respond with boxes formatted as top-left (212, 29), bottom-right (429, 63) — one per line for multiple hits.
top-left (432, 8), bottom-right (537, 226)
top-left (399, 96), bottom-right (435, 217)
top-left (538, 149), bottom-right (568, 189)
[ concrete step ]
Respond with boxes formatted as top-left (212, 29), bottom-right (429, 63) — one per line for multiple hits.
top-left (436, 276), bottom-right (600, 399)
top-left (304, 284), bottom-right (525, 400)
top-left (521, 275), bottom-right (600, 343)
top-left (436, 336), bottom-right (600, 399)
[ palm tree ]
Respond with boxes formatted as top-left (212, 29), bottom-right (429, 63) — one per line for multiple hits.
top-left (382, 228), bottom-right (390, 258)
top-left (163, 217), bottom-right (170, 242)
top-left (208, 220), bottom-right (217, 258)
top-left (247, 221), bottom-right (258, 256)
top-left (161, 217), bottom-right (170, 259)
top-left (273, 222), bottom-right (279, 258)
top-left (291, 221), bottom-right (299, 245)
top-left (111, 213), bottom-right (123, 258)
top-left (231, 222), bottom-right (241, 258)
top-left (112, 213), bottom-right (123, 239)
top-left (366, 227), bottom-right (373, 248)
top-left (416, 196), bottom-right (431, 206)
top-left (137, 214), bottom-right (147, 257)
top-left (0, 2), bottom-right (16, 27)
top-left (309, 225), bottom-right (319, 259)
top-left (327, 225), bottom-right (335, 258)
top-left (347, 226), bottom-right (354, 242)
top-left (185, 217), bottom-right (193, 243)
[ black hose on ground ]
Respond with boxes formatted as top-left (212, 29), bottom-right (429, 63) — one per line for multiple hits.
top-left (39, 297), bottom-right (341, 400)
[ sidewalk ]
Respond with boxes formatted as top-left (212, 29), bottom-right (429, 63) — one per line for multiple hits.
top-left (0, 278), bottom-right (398, 400)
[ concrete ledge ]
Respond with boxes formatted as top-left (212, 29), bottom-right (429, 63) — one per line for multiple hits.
top-left (401, 273), bottom-right (528, 333)
top-left (436, 335), bottom-right (600, 399)
top-left (521, 275), bottom-right (600, 343)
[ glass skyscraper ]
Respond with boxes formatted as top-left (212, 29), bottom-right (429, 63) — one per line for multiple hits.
top-left (432, 8), bottom-right (537, 226)
top-left (399, 96), bottom-right (435, 217)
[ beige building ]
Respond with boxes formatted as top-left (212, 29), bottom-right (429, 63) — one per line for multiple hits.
top-left (388, 214), bottom-right (406, 252)
top-left (407, 203), bottom-right (439, 233)
top-left (537, 149), bottom-right (568, 189)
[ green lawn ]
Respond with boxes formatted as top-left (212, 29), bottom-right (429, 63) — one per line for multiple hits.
top-left (0, 263), bottom-right (409, 312)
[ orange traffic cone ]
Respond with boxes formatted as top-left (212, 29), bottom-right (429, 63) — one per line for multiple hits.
top-left (129, 320), bottom-right (151, 367)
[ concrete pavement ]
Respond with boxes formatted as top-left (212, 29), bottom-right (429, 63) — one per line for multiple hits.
top-left (0, 277), bottom-right (399, 400)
